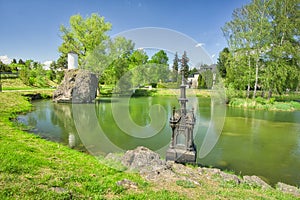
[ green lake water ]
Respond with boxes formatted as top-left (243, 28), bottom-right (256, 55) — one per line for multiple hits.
top-left (18, 96), bottom-right (300, 187)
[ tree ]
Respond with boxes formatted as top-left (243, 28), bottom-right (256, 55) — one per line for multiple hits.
top-left (18, 59), bottom-right (25, 65)
top-left (129, 49), bottom-right (148, 67)
top-left (222, 0), bottom-right (299, 98)
top-left (181, 51), bottom-right (189, 79)
top-left (172, 52), bottom-right (179, 82)
top-left (11, 59), bottom-right (17, 64)
top-left (149, 50), bottom-right (170, 83)
top-left (262, 0), bottom-right (300, 97)
top-left (129, 49), bottom-right (149, 86)
top-left (84, 36), bottom-right (134, 85)
top-left (217, 48), bottom-right (230, 78)
top-left (149, 50), bottom-right (168, 65)
top-left (58, 13), bottom-right (112, 64)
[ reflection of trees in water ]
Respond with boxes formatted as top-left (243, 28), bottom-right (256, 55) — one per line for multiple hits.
top-left (51, 103), bottom-right (79, 148)
top-left (27, 114), bottom-right (37, 129)
top-left (36, 102), bottom-right (48, 121)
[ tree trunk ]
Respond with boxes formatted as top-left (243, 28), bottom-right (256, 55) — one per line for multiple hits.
top-left (246, 53), bottom-right (251, 98)
top-left (268, 90), bottom-right (272, 100)
top-left (247, 84), bottom-right (250, 98)
top-left (253, 59), bottom-right (259, 99)
top-left (261, 90), bottom-right (265, 98)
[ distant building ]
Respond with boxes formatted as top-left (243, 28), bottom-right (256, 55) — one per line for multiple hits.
top-left (187, 73), bottom-right (199, 89)
top-left (187, 64), bottom-right (217, 89)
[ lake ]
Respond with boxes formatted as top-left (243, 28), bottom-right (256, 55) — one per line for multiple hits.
top-left (18, 96), bottom-right (300, 187)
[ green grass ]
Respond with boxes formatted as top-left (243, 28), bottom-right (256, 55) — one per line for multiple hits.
top-left (229, 97), bottom-right (300, 111)
top-left (176, 180), bottom-right (196, 188)
top-left (0, 91), bottom-right (298, 199)
top-left (0, 92), bottom-right (184, 199)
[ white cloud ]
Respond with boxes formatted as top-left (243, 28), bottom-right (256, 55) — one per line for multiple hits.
top-left (0, 55), bottom-right (12, 64)
top-left (211, 54), bottom-right (216, 58)
top-left (195, 43), bottom-right (205, 47)
top-left (43, 60), bottom-right (53, 70)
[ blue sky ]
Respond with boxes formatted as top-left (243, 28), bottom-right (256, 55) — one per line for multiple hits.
top-left (0, 0), bottom-right (250, 64)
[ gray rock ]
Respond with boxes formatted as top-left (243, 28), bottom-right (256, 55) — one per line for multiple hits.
top-left (53, 69), bottom-right (98, 103)
top-left (276, 182), bottom-right (300, 196)
top-left (219, 171), bottom-right (241, 184)
top-left (72, 70), bottom-right (98, 103)
top-left (121, 146), bottom-right (166, 173)
top-left (243, 175), bottom-right (271, 189)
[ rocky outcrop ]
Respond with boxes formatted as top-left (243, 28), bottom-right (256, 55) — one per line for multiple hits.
top-left (53, 69), bottom-right (98, 103)
top-left (106, 146), bottom-right (300, 197)
top-left (277, 182), bottom-right (300, 196)
top-left (121, 146), bottom-right (166, 173)
top-left (243, 175), bottom-right (271, 189)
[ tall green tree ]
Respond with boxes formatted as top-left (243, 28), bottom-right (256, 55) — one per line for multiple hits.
top-left (222, 0), bottom-right (299, 98)
top-left (217, 47), bottom-right (230, 78)
top-left (84, 36), bottom-right (134, 85)
top-left (149, 50), bottom-right (168, 65)
top-left (149, 50), bottom-right (170, 82)
top-left (172, 52), bottom-right (179, 82)
top-left (58, 13), bottom-right (112, 64)
top-left (129, 49), bottom-right (149, 86)
top-left (262, 0), bottom-right (300, 97)
top-left (181, 51), bottom-right (189, 79)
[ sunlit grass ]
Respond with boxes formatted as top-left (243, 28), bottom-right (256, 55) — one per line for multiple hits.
top-left (229, 97), bottom-right (300, 111)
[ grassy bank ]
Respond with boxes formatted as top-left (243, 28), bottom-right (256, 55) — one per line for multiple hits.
top-left (229, 97), bottom-right (300, 111)
top-left (1, 77), bottom-right (57, 91)
top-left (0, 92), bottom-right (185, 199)
top-left (99, 85), bottom-right (212, 98)
top-left (0, 92), bottom-right (298, 199)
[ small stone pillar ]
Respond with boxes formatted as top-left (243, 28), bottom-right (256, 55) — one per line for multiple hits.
top-left (68, 52), bottom-right (78, 70)
top-left (166, 73), bottom-right (197, 163)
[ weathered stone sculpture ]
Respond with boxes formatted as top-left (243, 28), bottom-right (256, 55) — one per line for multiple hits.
top-left (53, 69), bottom-right (98, 103)
top-left (166, 73), bottom-right (196, 163)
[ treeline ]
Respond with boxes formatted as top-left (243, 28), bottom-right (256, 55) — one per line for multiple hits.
top-left (0, 58), bottom-right (64, 87)
top-left (217, 0), bottom-right (299, 99)
top-left (57, 13), bottom-right (192, 92)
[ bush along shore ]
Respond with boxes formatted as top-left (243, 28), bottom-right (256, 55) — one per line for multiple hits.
top-left (228, 97), bottom-right (300, 111)
top-left (1, 91), bottom-right (300, 199)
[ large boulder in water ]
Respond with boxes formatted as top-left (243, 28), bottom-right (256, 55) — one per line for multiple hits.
top-left (53, 69), bottom-right (98, 103)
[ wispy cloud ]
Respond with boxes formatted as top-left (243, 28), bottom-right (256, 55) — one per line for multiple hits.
top-left (43, 60), bottom-right (53, 70)
top-left (0, 55), bottom-right (12, 64)
top-left (195, 43), bottom-right (205, 47)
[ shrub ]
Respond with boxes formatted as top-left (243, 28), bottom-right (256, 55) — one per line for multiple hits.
top-left (255, 97), bottom-right (267, 105)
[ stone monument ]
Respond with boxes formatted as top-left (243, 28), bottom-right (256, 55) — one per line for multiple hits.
top-left (166, 73), bottom-right (196, 163)
top-left (53, 52), bottom-right (98, 103)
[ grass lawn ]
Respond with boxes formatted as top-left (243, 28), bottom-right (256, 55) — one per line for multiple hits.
top-left (0, 92), bottom-right (298, 199)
